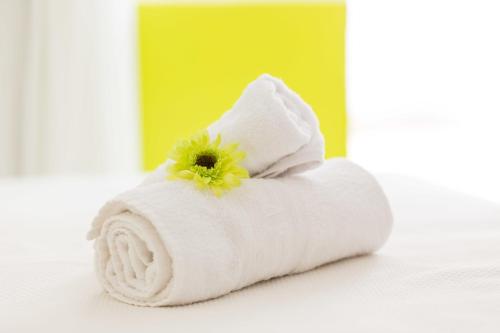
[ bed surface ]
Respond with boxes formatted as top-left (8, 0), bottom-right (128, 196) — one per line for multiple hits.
top-left (1, 174), bottom-right (499, 332)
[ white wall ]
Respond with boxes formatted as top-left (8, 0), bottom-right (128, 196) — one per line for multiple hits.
top-left (347, 0), bottom-right (500, 202)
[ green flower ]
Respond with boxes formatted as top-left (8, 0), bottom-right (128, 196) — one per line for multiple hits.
top-left (167, 130), bottom-right (249, 197)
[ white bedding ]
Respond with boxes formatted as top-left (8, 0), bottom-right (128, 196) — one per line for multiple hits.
top-left (1, 175), bottom-right (499, 332)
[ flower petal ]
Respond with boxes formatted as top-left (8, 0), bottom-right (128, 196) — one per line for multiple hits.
top-left (166, 130), bottom-right (248, 196)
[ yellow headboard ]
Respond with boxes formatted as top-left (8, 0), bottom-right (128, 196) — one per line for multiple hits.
top-left (139, 2), bottom-right (346, 170)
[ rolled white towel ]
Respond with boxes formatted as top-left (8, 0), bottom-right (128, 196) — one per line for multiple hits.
top-left (142, 74), bottom-right (324, 185)
top-left (87, 159), bottom-right (392, 306)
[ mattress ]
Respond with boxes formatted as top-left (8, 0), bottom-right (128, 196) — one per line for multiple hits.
top-left (0, 174), bottom-right (499, 332)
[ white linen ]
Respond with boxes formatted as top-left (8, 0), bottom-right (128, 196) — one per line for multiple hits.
top-left (143, 74), bottom-right (324, 185)
top-left (1, 175), bottom-right (499, 332)
top-left (88, 159), bottom-right (392, 306)
top-left (210, 74), bottom-right (325, 178)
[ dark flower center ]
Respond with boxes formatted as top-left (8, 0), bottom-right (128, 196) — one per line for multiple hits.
top-left (195, 153), bottom-right (217, 169)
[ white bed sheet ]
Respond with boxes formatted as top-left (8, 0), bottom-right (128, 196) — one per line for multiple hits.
top-left (0, 174), bottom-right (499, 332)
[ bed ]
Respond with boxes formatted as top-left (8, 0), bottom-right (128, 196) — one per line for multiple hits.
top-left (1, 174), bottom-right (499, 332)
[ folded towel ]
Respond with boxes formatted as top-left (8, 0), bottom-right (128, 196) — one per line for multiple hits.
top-left (87, 159), bottom-right (392, 306)
top-left (143, 74), bottom-right (324, 185)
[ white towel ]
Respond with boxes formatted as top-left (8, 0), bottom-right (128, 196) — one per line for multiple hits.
top-left (87, 159), bottom-right (392, 306)
top-left (142, 74), bottom-right (324, 185)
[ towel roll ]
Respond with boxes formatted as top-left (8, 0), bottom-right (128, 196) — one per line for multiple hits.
top-left (142, 74), bottom-right (324, 185)
top-left (88, 159), bottom-right (392, 306)
top-left (209, 74), bottom-right (324, 177)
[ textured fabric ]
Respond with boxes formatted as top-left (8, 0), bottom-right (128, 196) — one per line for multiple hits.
top-left (88, 159), bottom-right (392, 306)
top-left (209, 74), bottom-right (325, 178)
top-left (1, 175), bottom-right (499, 332)
top-left (142, 74), bottom-right (324, 185)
